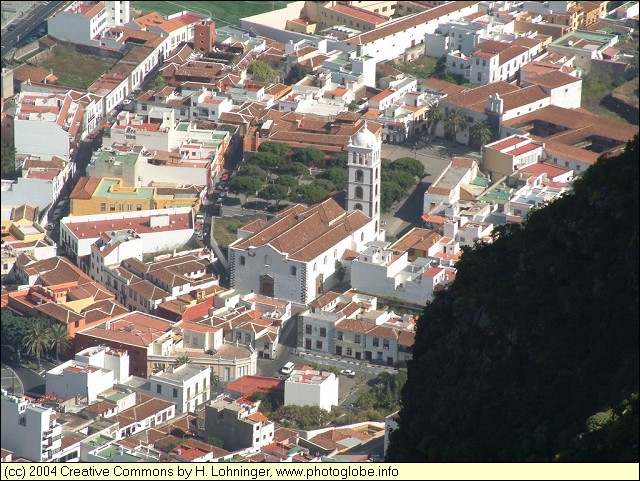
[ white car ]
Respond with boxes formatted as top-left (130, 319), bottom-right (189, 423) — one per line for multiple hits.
top-left (280, 362), bottom-right (295, 375)
top-left (340, 369), bottom-right (356, 377)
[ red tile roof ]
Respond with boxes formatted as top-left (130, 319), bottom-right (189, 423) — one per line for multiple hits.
top-left (78, 311), bottom-right (174, 347)
top-left (347, 2), bottom-right (478, 45)
top-left (330, 3), bottom-right (389, 25)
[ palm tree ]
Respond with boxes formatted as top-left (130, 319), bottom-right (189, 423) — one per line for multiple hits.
top-left (47, 323), bottom-right (71, 362)
top-left (443, 108), bottom-right (467, 145)
top-left (174, 354), bottom-right (192, 367)
top-left (469, 119), bottom-right (493, 149)
top-left (210, 371), bottom-right (220, 387)
top-left (24, 321), bottom-right (51, 370)
top-left (427, 101), bottom-right (444, 137)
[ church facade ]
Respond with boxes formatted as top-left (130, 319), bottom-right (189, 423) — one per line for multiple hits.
top-left (228, 122), bottom-right (383, 305)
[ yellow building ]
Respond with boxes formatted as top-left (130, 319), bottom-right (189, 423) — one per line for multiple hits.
top-left (70, 177), bottom-right (201, 217)
top-left (1, 205), bottom-right (46, 242)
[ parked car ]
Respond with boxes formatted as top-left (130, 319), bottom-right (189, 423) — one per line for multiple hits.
top-left (8, 24), bottom-right (17, 31)
top-left (280, 362), bottom-right (295, 375)
top-left (221, 172), bottom-right (229, 182)
top-left (340, 369), bottom-right (356, 377)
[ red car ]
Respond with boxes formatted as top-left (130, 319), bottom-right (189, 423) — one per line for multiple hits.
top-left (221, 173), bottom-right (229, 182)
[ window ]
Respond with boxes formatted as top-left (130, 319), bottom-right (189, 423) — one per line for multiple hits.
top-left (136, 204), bottom-right (142, 211)
top-left (355, 186), bottom-right (363, 199)
top-left (240, 256), bottom-right (246, 266)
top-left (306, 325), bottom-right (312, 335)
top-left (127, 204), bottom-right (132, 211)
top-left (337, 331), bottom-right (343, 340)
top-left (316, 340), bottom-right (323, 350)
top-left (373, 337), bottom-right (379, 347)
top-left (290, 266), bottom-right (297, 276)
top-left (320, 327), bottom-right (326, 337)
top-left (100, 203), bottom-right (106, 211)
top-left (156, 384), bottom-right (162, 394)
top-left (477, 72), bottom-right (482, 81)
top-left (264, 255), bottom-right (271, 266)
top-left (110, 204), bottom-right (116, 212)
top-left (476, 58), bottom-right (479, 65)
top-left (355, 169), bottom-right (364, 182)
top-left (482, 59), bottom-right (486, 67)
top-left (346, 347), bottom-right (352, 356)
top-left (118, 204), bottom-right (124, 211)
top-left (377, 351), bottom-right (383, 360)
top-left (354, 203), bottom-right (363, 211)
top-left (452, 61), bottom-right (456, 68)
top-left (383, 339), bottom-right (390, 349)
top-left (324, 256), bottom-right (327, 265)
top-left (173, 388), bottom-right (178, 398)
top-left (354, 334), bottom-right (361, 344)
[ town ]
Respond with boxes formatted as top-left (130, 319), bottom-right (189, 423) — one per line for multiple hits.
top-left (0, 0), bottom-right (638, 464)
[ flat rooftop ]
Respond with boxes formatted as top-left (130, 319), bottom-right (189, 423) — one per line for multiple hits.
top-left (63, 209), bottom-right (193, 240)
top-left (95, 179), bottom-right (154, 199)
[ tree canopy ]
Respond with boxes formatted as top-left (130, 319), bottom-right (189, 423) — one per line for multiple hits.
top-left (248, 60), bottom-right (279, 82)
top-left (319, 167), bottom-right (348, 190)
top-left (228, 176), bottom-right (263, 205)
top-left (258, 141), bottom-right (292, 159)
top-left (291, 184), bottom-right (329, 205)
top-left (284, 64), bottom-right (309, 86)
top-left (1, 143), bottom-right (17, 177)
top-left (292, 147), bottom-right (324, 166)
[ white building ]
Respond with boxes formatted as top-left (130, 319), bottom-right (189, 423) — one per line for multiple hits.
top-left (334, 2), bottom-right (480, 63)
top-left (1, 389), bottom-right (63, 462)
top-left (46, 346), bottom-right (129, 403)
top-left (424, 157), bottom-right (483, 213)
top-left (520, 70), bottom-right (582, 110)
top-left (126, 10), bottom-right (206, 53)
top-left (301, 290), bottom-right (378, 355)
top-left (346, 121), bottom-right (382, 233)
top-left (14, 91), bottom-right (84, 160)
top-left (204, 397), bottom-right (275, 451)
top-left (482, 135), bottom-right (545, 181)
top-left (351, 241), bottom-right (456, 308)
top-left (229, 121), bottom-right (382, 305)
top-left (447, 36), bottom-right (544, 85)
top-left (60, 207), bottom-right (194, 267)
top-left (502, 173), bottom-right (570, 222)
top-left (48, 1), bottom-right (131, 46)
top-left (284, 369), bottom-right (339, 411)
top-left (147, 363), bottom-right (211, 414)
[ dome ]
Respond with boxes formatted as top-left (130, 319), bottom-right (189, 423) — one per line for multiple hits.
top-left (352, 125), bottom-right (377, 148)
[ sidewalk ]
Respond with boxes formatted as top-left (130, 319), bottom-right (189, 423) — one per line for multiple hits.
top-left (1, 363), bottom-right (24, 396)
top-left (1, 1), bottom-right (36, 29)
top-left (296, 350), bottom-right (398, 376)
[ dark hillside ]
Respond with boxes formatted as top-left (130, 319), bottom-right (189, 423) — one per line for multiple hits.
top-left (387, 137), bottom-right (639, 462)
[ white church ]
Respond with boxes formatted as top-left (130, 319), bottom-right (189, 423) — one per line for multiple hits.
top-left (228, 122), bottom-right (383, 305)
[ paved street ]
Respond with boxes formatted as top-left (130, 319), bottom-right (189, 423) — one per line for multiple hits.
top-left (1, 363), bottom-right (24, 396)
top-left (255, 315), bottom-right (299, 378)
top-left (380, 135), bottom-right (482, 240)
top-left (6, 363), bottom-right (46, 397)
top-left (1, 1), bottom-right (68, 58)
